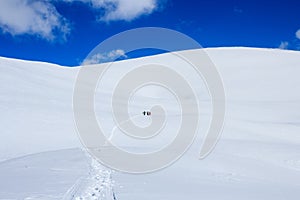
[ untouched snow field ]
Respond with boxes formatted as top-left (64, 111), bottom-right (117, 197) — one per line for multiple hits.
top-left (0, 47), bottom-right (300, 199)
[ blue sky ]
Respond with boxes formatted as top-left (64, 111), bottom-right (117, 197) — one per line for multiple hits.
top-left (0, 0), bottom-right (300, 66)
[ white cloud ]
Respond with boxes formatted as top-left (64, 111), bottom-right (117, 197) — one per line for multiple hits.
top-left (100, 0), bottom-right (157, 22)
top-left (64, 0), bottom-right (158, 22)
top-left (278, 41), bottom-right (289, 49)
top-left (0, 0), bottom-right (70, 40)
top-left (82, 49), bottom-right (127, 65)
top-left (296, 29), bottom-right (300, 40)
top-left (0, 0), bottom-right (160, 40)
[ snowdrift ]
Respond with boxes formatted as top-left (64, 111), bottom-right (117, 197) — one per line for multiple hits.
top-left (0, 48), bottom-right (299, 199)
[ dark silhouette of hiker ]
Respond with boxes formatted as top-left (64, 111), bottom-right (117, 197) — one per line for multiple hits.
top-left (142, 111), bottom-right (151, 116)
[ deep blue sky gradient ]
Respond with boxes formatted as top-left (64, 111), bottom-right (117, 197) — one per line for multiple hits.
top-left (1, 0), bottom-right (300, 66)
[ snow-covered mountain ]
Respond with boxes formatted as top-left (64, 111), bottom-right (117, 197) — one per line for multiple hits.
top-left (0, 48), bottom-right (299, 199)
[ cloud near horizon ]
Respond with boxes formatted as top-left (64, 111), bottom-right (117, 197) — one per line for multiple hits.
top-left (0, 0), bottom-right (160, 40)
top-left (296, 29), bottom-right (300, 40)
top-left (278, 41), bottom-right (289, 49)
top-left (82, 49), bottom-right (128, 65)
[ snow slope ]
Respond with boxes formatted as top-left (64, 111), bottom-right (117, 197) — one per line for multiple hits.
top-left (0, 48), bottom-right (300, 199)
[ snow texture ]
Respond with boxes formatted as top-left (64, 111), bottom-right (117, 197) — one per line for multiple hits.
top-left (0, 47), bottom-right (300, 199)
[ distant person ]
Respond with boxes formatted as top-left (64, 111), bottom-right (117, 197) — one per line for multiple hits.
top-left (142, 111), bottom-right (151, 116)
